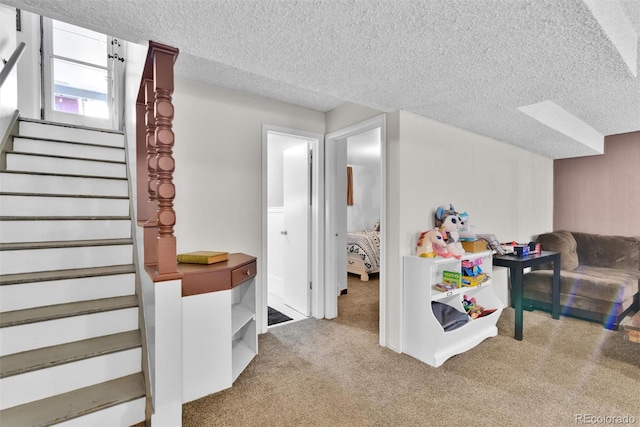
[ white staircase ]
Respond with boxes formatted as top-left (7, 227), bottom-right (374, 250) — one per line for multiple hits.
top-left (0, 119), bottom-right (146, 426)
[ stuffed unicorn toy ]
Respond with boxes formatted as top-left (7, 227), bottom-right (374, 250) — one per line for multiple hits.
top-left (416, 228), bottom-right (447, 258)
top-left (435, 204), bottom-right (466, 257)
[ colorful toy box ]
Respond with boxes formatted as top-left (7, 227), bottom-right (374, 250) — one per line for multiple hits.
top-left (461, 273), bottom-right (486, 287)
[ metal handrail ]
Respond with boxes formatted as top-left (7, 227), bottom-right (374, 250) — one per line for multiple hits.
top-left (0, 42), bottom-right (26, 88)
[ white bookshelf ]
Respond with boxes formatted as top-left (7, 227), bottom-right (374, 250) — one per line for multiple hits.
top-left (403, 250), bottom-right (504, 367)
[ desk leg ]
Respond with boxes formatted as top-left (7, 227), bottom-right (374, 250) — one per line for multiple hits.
top-left (552, 257), bottom-right (560, 320)
top-left (511, 267), bottom-right (523, 341)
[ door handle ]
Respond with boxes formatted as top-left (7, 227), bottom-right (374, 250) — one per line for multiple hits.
top-left (281, 230), bottom-right (288, 235)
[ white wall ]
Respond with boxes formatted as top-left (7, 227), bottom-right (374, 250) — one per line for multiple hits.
top-left (267, 133), bottom-right (307, 208)
top-left (0, 4), bottom-right (18, 139)
top-left (385, 110), bottom-right (553, 352)
top-left (326, 102), bottom-right (383, 134)
top-left (171, 77), bottom-right (325, 330)
top-left (347, 127), bottom-right (381, 231)
top-left (172, 77), bottom-right (325, 253)
top-left (16, 9), bottom-right (40, 119)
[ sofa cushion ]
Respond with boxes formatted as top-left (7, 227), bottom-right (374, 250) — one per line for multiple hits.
top-left (523, 266), bottom-right (640, 304)
top-left (571, 232), bottom-right (640, 271)
top-left (536, 230), bottom-right (579, 271)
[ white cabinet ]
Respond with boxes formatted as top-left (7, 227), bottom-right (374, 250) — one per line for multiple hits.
top-left (182, 290), bottom-right (232, 402)
top-left (403, 250), bottom-right (503, 367)
top-left (180, 254), bottom-right (257, 403)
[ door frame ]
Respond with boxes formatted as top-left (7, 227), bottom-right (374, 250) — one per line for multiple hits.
top-left (261, 125), bottom-right (324, 334)
top-left (325, 114), bottom-right (387, 347)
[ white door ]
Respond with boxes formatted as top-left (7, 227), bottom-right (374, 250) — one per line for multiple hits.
top-left (42, 18), bottom-right (122, 130)
top-left (334, 141), bottom-right (348, 295)
top-left (282, 142), bottom-right (311, 315)
top-left (323, 136), bottom-right (348, 319)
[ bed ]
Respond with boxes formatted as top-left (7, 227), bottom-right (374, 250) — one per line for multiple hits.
top-left (347, 228), bottom-right (380, 281)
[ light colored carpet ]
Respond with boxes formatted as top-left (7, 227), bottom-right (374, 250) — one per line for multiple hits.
top-left (181, 276), bottom-right (639, 426)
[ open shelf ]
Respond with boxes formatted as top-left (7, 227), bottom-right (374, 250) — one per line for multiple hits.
top-left (232, 320), bottom-right (256, 382)
top-left (430, 278), bottom-right (492, 301)
top-left (231, 304), bottom-right (254, 335)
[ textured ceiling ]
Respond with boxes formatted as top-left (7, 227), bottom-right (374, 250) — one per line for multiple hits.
top-left (4, 0), bottom-right (640, 159)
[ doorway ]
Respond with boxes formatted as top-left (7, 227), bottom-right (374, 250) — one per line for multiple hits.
top-left (41, 18), bottom-right (123, 130)
top-left (325, 115), bottom-right (386, 346)
top-left (261, 126), bottom-right (323, 333)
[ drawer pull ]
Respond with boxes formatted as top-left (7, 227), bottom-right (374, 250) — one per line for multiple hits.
top-left (245, 270), bottom-right (251, 276)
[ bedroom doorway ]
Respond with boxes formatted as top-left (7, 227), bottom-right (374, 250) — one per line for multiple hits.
top-left (261, 125), bottom-right (324, 333)
top-left (325, 115), bottom-right (386, 346)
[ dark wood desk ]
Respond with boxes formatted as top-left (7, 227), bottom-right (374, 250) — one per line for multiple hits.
top-left (493, 251), bottom-right (561, 340)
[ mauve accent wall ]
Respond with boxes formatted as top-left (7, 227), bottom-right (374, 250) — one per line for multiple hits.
top-left (554, 131), bottom-right (640, 237)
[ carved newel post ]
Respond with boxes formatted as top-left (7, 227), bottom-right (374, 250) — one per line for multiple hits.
top-left (145, 80), bottom-right (158, 224)
top-left (152, 47), bottom-right (179, 277)
top-left (142, 79), bottom-right (159, 267)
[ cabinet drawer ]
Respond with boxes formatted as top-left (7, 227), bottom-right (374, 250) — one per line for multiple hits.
top-left (231, 261), bottom-right (256, 288)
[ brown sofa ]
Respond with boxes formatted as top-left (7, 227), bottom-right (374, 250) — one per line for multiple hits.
top-left (522, 230), bottom-right (640, 330)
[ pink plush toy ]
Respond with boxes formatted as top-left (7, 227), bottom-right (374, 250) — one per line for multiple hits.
top-left (435, 204), bottom-right (466, 257)
top-left (416, 228), bottom-right (447, 258)
top-left (432, 229), bottom-right (458, 258)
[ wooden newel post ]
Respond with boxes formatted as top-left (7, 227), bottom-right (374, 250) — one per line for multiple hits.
top-left (141, 79), bottom-right (158, 267)
top-left (135, 100), bottom-right (147, 223)
top-left (152, 46), bottom-right (179, 277)
top-left (145, 79), bottom-right (159, 224)
top-left (136, 41), bottom-right (181, 281)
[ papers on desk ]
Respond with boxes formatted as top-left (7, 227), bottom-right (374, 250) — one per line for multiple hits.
top-left (501, 245), bottom-right (514, 254)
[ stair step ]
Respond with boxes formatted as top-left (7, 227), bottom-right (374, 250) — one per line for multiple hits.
top-left (12, 137), bottom-right (125, 162)
top-left (0, 172), bottom-right (128, 197)
top-left (53, 397), bottom-right (145, 427)
top-left (0, 218), bottom-right (131, 244)
top-left (0, 272), bottom-right (135, 312)
top-left (0, 330), bottom-right (141, 378)
top-left (0, 215), bottom-right (129, 219)
top-left (1, 307), bottom-right (139, 356)
top-left (6, 152), bottom-right (126, 178)
top-left (0, 373), bottom-right (144, 427)
top-left (0, 295), bottom-right (138, 328)
top-left (0, 242), bottom-right (133, 275)
top-left (18, 119), bottom-right (125, 148)
top-left (0, 238), bottom-right (133, 251)
top-left (0, 347), bottom-right (142, 410)
top-left (0, 194), bottom-right (129, 217)
top-left (0, 192), bottom-right (128, 199)
top-left (0, 264), bottom-right (136, 286)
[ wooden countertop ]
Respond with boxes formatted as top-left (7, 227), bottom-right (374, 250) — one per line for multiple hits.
top-left (178, 253), bottom-right (257, 297)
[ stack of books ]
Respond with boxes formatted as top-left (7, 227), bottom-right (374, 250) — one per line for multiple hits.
top-left (434, 283), bottom-right (458, 292)
top-left (177, 251), bottom-right (229, 265)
